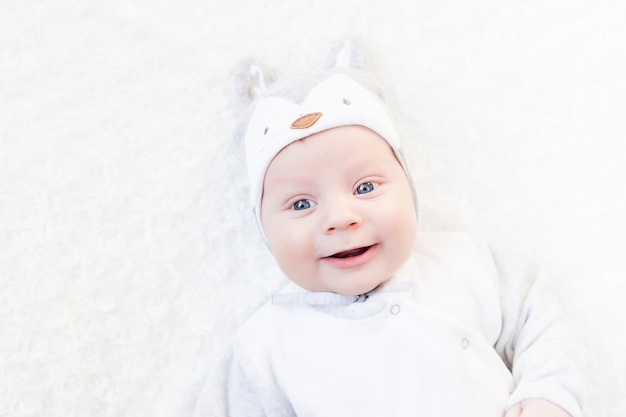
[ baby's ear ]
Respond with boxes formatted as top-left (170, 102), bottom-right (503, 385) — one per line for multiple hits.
top-left (231, 59), bottom-right (276, 112)
top-left (325, 38), bottom-right (366, 70)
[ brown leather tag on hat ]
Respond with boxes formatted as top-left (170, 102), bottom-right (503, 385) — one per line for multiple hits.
top-left (290, 112), bottom-right (322, 129)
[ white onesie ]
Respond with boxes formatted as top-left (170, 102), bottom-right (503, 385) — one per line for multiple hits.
top-left (195, 232), bottom-right (586, 417)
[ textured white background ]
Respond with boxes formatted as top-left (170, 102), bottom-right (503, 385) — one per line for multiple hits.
top-left (1, 0), bottom-right (625, 416)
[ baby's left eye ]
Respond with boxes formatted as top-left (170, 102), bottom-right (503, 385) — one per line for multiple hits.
top-left (355, 182), bottom-right (376, 195)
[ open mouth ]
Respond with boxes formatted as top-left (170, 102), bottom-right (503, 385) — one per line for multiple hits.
top-left (322, 244), bottom-right (378, 267)
top-left (329, 245), bottom-right (373, 259)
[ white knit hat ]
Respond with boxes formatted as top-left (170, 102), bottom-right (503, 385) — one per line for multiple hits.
top-left (243, 72), bottom-right (412, 234)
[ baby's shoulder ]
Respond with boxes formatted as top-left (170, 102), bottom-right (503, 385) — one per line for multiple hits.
top-left (413, 230), bottom-right (494, 268)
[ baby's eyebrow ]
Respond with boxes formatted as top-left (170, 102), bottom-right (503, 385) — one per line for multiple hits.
top-left (264, 178), bottom-right (311, 200)
top-left (267, 168), bottom-right (318, 186)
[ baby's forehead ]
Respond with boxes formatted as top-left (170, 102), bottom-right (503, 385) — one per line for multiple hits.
top-left (265, 125), bottom-right (402, 179)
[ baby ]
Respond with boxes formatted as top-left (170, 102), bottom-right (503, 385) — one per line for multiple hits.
top-left (195, 50), bottom-right (585, 417)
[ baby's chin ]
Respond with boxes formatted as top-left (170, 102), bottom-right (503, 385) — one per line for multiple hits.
top-left (287, 271), bottom-right (389, 296)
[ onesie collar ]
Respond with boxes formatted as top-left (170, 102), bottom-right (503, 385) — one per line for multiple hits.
top-left (271, 280), bottom-right (412, 306)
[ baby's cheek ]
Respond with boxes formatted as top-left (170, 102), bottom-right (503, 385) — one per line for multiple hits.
top-left (392, 207), bottom-right (417, 251)
top-left (388, 201), bottom-right (416, 228)
top-left (274, 228), bottom-right (310, 263)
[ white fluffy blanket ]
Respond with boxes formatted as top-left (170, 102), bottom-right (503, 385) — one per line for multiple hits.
top-left (1, 0), bottom-right (624, 416)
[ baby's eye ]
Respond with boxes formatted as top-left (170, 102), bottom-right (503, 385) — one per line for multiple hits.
top-left (355, 182), bottom-right (376, 195)
top-left (292, 199), bottom-right (316, 211)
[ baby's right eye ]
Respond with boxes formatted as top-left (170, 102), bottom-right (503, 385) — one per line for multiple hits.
top-left (292, 199), bottom-right (316, 211)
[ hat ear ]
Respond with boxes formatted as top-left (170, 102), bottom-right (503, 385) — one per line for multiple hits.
top-left (325, 38), bottom-right (365, 70)
top-left (232, 59), bottom-right (276, 112)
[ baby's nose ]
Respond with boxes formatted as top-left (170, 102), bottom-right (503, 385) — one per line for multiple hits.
top-left (323, 199), bottom-right (362, 234)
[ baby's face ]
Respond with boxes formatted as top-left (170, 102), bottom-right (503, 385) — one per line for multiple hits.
top-left (260, 125), bottom-right (417, 295)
